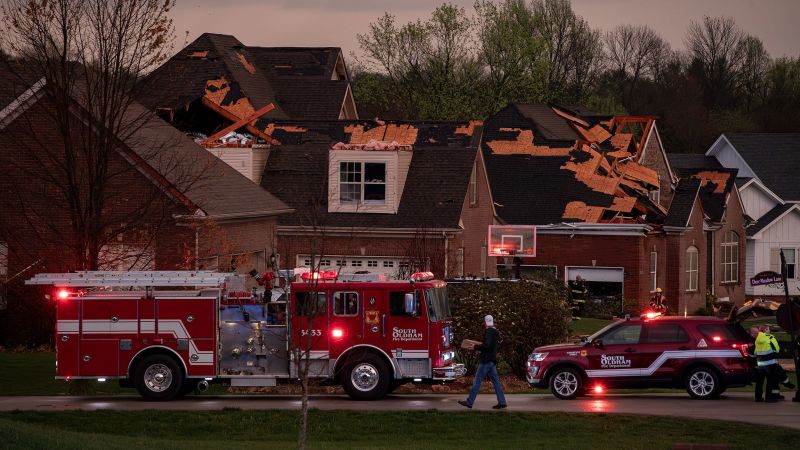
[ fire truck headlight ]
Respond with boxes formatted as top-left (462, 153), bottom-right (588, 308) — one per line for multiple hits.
top-left (529, 352), bottom-right (548, 362)
top-left (441, 351), bottom-right (453, 363)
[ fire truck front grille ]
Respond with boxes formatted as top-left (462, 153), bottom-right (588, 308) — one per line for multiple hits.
top-left (397, 358), bottom-right (430, 378)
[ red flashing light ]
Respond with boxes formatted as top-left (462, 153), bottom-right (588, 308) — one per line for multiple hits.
top-left (65, 375), bottom-right (72, 382)
top-left (712, 336), bottom-right (722, 342)
top-left (643, 311), bottom-right (661, 320)
top-left (410, 271), bottom-right (434, 281)
top-left (593, 385), bottom-right (604, 394)
top-left (331, 328), bottom-right (344, 339)
top-left (300, 270), bottom-right (337, 281)
top-left (57, 289), bottom-right (70, 300)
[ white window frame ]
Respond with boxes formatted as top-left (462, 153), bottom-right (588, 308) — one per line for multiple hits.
top-left (339, 161), bottom-right (387, 205)
top-left (333, 291), bottom-right (359, 317)
top-left (686, 246), bottom-right (698, 292)
top-left (782, 248), bottom-right (796, 279)
top-left (650, 251), bottom-right (657, 292)
top-left (721, 231), bottom-right (739, 283)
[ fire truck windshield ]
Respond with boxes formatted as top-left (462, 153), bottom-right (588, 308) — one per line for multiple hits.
top-left (425, 286), bottom-right (451, 322)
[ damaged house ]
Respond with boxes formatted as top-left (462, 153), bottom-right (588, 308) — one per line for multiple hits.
top-left (665, 154), bottom-right (746, 308)
top-left (0, 69), bottom-right (291, 296)
top-left (701, 133), bottom-right (800, 300)
top-left (137, 33), bottom-right (358, 184)
top-left (259, 120), bottom-right (495, 279)
top-left (482, 103), bottom-right (720, 313)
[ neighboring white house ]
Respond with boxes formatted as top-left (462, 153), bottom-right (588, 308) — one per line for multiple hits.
top-left (706, 133), bottom-right (800, 297)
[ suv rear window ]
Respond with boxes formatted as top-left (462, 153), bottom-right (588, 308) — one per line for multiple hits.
top-left (697, 324), bottom-right (738, 341)
top-left (646, 323), bottom-right (689, 343)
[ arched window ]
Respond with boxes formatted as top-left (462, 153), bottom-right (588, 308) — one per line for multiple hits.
top-left (686, 246), bottom-right (698, 291)
top-left (721, 231), bottom-right (739, 283)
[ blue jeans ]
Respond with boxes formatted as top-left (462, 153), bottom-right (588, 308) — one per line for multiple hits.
top-left (465, 361), bottom-right (507, 406)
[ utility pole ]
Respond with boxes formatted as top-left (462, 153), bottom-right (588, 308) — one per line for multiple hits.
top-left (778, 250), bottom-right (799, 402)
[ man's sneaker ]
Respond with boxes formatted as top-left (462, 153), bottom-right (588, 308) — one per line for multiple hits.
top-left (492, 404), bottom-right (507, 410)
top-left (457, 400), bottom-right (472, 409)
top-left (783, 381), bottom-right (796, 389)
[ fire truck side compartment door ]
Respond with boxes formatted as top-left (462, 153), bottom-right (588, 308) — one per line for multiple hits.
top-left (156, 296), bottom-right (217, 375)
top-left (79, 339), bottom-right (119, 376)
top-left (56, 297), bottom-right (80, 378)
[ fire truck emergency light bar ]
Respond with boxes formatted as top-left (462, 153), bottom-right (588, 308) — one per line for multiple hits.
top-left (25, 271), bottom-right (234, 287)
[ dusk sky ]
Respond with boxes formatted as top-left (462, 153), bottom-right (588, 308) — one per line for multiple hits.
top-left (172, 0), bottom-right (800, 59)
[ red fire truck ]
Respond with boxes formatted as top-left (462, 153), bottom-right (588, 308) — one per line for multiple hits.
top-left (26, 270), bottom-right (465, 401)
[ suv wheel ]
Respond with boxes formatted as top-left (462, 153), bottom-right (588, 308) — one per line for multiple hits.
top-left (549, 367), bottom-right (583, 400)
top-left (685, 366), bottom-right (721, 399)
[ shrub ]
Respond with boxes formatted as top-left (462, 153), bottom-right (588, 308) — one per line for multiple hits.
top-left (449, 279), bottom-right (571, 377)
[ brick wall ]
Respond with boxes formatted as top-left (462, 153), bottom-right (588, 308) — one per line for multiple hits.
top-left (455, 149), bottom-right (496, 277)
top-left (713, 188), bottom-right (746, 303)
top-left (640, 124), bottom-right (675, 209)
top-left (530, 232), bottom-right (654, 312)
top-left (666, 196), bottom-right (708, 315)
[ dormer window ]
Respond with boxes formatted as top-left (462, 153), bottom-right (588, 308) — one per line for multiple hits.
top-left (329, 148), bottom-right (410, 214)
top-left (340, 161), bottom-right (386, 204)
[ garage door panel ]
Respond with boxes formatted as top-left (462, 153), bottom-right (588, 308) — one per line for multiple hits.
top-left (567, 267), bottom-right (624, 283)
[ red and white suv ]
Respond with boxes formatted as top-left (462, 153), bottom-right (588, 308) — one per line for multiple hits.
top-left (526, 314), bottom-right (753, 399)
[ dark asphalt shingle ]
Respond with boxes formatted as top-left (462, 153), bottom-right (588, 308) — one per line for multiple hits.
top-left (724, 133), bottom-right (800, 201)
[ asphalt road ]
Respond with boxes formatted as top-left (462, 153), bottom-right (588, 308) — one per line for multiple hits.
top-left (1, 392), bottom-right (799, 429)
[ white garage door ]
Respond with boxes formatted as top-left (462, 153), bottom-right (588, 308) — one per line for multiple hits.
top-left (566, 267), bottom-right (624, 283)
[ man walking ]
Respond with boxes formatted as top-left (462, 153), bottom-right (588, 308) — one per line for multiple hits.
top-left (459, 315), bottom-right (507, 410)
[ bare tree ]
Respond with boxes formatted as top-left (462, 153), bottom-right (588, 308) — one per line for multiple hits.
top-left (686, 16), bottom-right (746, 108)
top-left (738, 35), bottom-right (771, 111)
top-left (0, 0), bottom-right (193, 271)
top-left (530, 0), bottom-right (601, 102)
top-left (605, 24), bottom-right (671, 106)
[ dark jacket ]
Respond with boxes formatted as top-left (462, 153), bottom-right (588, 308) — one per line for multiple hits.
top-left (474, 326), bottom-right (499, 364)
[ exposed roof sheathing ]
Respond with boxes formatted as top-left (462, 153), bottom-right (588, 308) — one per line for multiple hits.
top-left (482, 103), bottom-right (665, 226)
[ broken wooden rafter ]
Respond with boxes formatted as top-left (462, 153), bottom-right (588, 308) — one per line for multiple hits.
top-left (201, 97), bottom-right (279, 145)
top-left (203, 103), bottom-right (276, 146)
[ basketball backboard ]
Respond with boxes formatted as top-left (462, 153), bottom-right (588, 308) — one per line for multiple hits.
top-left (488, 225), bottom-right (537, 257)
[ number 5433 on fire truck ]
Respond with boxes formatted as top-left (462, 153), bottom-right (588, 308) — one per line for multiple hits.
top-left (26, 270), bottom-right (465, 401)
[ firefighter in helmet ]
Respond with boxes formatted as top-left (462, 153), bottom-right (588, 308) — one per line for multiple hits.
top-left (651, 288), bottom-right (667, 312)
top-left (569, 276), bottom-right (589, 317)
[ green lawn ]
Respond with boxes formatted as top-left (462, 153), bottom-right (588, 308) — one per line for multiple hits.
top-left (1, 410), bottom-right (798, 449)
top-left (569, 317), bottom-right (614, 337)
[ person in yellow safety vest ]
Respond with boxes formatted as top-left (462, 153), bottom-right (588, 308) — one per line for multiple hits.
top-left (755, 325), bottom-right (787, 402)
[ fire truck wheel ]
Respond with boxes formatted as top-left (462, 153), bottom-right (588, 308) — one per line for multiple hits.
top-left (549, 367), bottom-right (583, 400)
top-left (342, 355), bottom-right (391, 400)
top-left (134, 354), bottom-right (184, 401)
top-left (685, 366), bottom-right (721, 399)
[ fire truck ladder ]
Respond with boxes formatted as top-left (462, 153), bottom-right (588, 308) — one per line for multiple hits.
top-left (25, 271), bottom-right (233, 287)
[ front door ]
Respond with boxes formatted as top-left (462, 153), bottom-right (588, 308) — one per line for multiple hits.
top-left (328, 289), bottom-right (362, 359)
top-left (586, 323), bottom-right (646, 381)
top-left (387, 289), bottom-right (429, 377)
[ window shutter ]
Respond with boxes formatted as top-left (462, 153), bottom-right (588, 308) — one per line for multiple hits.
top-left (770, 248), bottom-right (780, 273)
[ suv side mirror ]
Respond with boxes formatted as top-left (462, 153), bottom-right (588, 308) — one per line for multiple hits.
top-left (404, 293), bottom-right (418, 317)
top-left (592, 339), bottom-right (604, 349)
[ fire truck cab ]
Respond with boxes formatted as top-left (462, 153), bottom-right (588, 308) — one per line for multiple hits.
top-left (27, 270), bottom-right (465, 401)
